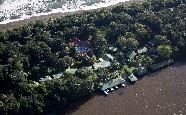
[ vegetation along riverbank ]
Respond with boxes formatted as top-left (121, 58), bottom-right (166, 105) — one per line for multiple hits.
top-left (0, 0), bottom-right (185, 114)
top-left (70, 61), bottom-right (186, 115)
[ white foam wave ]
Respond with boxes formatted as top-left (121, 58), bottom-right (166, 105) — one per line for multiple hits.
top-left (0, 0), bottom-right (130, 24)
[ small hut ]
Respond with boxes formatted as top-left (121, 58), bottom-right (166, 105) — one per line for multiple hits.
top-left (98, 77), bottom-right (125, 95)
top-left (127, 73), bottom-right (138, 82)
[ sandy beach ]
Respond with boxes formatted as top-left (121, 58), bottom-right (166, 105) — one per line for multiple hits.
top-left (70, 62), bottom-right (186, 115)
top-left (0, 0), bottom-right (143, 32)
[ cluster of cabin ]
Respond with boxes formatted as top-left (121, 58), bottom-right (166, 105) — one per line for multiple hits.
top-left (36, 36), bottom-right (174, 96)
top-left (99, 59), bottom-right (174, 95)
top-left (98, 77), bottom-right (126, 95)
top-left (93, 53), bottom-right (117, 70)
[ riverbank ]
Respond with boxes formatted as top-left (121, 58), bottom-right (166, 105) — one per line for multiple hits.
top-left (0, 1), bottom-right (185, 114)
top-left (0, 0), bottom-right (144, 32)
top-left (70, 62), bottom-right (186, 115)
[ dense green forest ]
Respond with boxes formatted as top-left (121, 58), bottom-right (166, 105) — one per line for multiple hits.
top-left (0, 0), bottom-right (185, 114)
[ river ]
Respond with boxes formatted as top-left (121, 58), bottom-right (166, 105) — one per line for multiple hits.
top-left (70, 62), bottom-right (186, 115)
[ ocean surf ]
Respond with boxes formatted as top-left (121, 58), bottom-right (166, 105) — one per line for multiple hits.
top-left (0, 0), bottom-right (130, 24)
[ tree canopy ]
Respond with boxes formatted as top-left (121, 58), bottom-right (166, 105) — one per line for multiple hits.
top-left (0, 0), bottom-right (185, 114)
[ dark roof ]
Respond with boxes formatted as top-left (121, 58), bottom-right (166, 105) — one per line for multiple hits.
top-left (134, 67), bottom-right (147, 77)
top-left (78, 41), bottom-right (91, 47)
top-left (69, 37), bottom-right (90, 47)
top-left (69, 37), bottom-right (80, 46)
top-left (149, 48), bottom-right (158, 55)
top-left (148, 59), bottom-right (174, 71)
top-left (69, 37), bottom-right (91, 54)
top-left (148, 40), bottom-right (158, 46)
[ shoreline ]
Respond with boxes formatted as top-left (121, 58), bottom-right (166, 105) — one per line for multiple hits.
top-left (0, 0), bottom-right (130, 25)
top-left (0, 0), bottom-right (185, 114)
top-left (0, 0), bottom-right (143, 32)
top-left (70, 62), bottom-right (186, 115)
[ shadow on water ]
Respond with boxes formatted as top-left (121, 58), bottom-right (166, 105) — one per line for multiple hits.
top-left (173, 56), bottom-right (186, 67)
top-left (51, 59), bottom-right (186, 115)
top-left (125, 78), bottom-right (135, 86)
top-left (144, 58), bottom-right (186, 79)
top-left (147, 70), bottom-right (162, 77)
top-left (63, 95), bottom-right (96, 115)
top-left (45, 94), bottom-right (96, 115)
top-left (173, 61), bottom-right (186, 68)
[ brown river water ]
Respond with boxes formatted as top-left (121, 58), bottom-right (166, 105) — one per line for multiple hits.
top-left (69, 62), bottom-right (186, 115)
